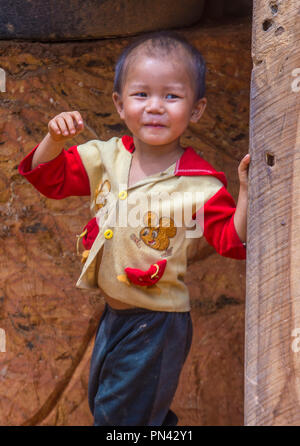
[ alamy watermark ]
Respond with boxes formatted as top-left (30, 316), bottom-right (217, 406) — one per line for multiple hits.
top-left (0, 328), bottom-right (5, 353)
top-left (0, 68), bottom-right (6, 92)
top-left (291, 328), bottom-right (300, 353)
top-left (291, 68), bottom-right (300, 93)
top-left (94, 186), bottom-right (205, 239)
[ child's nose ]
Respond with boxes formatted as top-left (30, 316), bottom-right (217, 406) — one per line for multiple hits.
top-left (145, 96), bottom-right (164, 114)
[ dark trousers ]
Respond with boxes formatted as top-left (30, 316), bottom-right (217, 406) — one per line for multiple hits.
top-left (88, 303), bottom-right (193, 426)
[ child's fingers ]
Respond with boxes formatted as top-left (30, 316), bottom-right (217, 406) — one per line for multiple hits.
top-left (56, 112), bottom-right (74, 136)
top-left (239, 154), bottom-right (250, 171)
top-left (49, 118), bottom-right (61, 136)
top-left (48, 111), bottom-right (84, 140)
top-left (63, 113), bottom-right (77, 135)
top-left (58, 111), bottom-right (83, 136)
top-left (241, 154), bottom-right (250, 163)
top-left (70, 110), bottom-right (84, 129)
top-left (54, 114), bottom-right (68, 136)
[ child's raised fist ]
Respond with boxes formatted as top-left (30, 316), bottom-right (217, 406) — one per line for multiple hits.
top-left (48, 111), bottom-right (84, 142)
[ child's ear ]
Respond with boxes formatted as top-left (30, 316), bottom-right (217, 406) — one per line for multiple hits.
top-left (112, 92), bottom-right (125, 120)
top-left (190, 97), bottom-right (207, 123)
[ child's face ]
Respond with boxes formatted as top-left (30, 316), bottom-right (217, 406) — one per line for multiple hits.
top-left (113, 51), bottom-right (206, 149)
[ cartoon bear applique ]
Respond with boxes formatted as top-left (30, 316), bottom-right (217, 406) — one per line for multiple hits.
top-left (117, 211), bottom-right (177, 293)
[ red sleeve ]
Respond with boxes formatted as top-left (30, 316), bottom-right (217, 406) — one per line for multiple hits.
top-left (195, 186), bottom-right (246, 260)
top-left (18, 144), bottom-right (91, 199)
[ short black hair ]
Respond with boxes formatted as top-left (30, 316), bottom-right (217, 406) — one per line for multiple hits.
top-left (113, 30), bottom-right (206, 101)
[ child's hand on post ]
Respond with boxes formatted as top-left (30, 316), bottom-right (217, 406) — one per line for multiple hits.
top-left (48, 111), bottom-right (85, 142)
top-left (238, 154), bottom-right (250, 189)
top-left (234, 154), bottom-right (250, 244)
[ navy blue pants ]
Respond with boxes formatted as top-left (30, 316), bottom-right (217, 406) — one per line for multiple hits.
top-left (88, 304), bottom-right (193, 426)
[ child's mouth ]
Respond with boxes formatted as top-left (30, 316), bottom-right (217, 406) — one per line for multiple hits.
top-left (144, 123), bottom-right (166, 128)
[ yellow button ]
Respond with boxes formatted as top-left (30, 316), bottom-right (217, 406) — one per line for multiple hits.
top-left (118, 190), bottom-right (128, 200)
top-left (104, 229), bottom-right (113, 239)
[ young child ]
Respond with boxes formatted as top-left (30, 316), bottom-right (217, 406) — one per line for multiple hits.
top-left (18, 31), bottom-right (250, 426)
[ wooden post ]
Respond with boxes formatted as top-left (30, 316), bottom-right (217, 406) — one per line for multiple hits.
top-left (245, 0), bottom-right (300, 425)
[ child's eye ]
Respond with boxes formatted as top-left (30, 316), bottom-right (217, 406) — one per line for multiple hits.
top-left (134, 92), bottom-right (147, 97)
top-left (166, 94), bottom-right (179, 99)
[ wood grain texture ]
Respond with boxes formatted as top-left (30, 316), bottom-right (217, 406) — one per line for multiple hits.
top-left (245, 0), bottom-right (300, 426)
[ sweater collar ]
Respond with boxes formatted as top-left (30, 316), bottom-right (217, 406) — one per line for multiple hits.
top-left (121, 135), bottom-right (227, 188)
